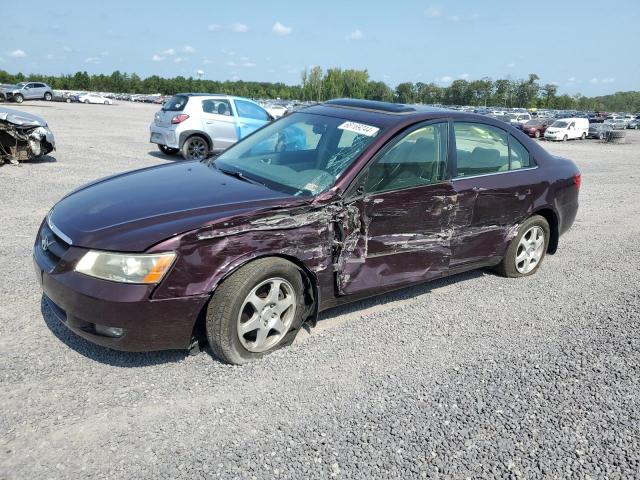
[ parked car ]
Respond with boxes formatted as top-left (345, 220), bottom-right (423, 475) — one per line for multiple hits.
top-left (509, 113), bottom-right (532, 127)
top-left (52, 92), bottom-right (73, 103)
top-left (0, 82), bottom-right (53, 103)
top-left (265, 104), bottom-right (288, 118)
top-left (521, 118), bottom-right (552, 138)
top-left (544, 118), bottom-right (589, 141)
top-left (78, 93), bottom-right (113, 105)
top-left (603, 118), bottom-right (626, 130)
top-left (587, 122), bottom-right (613, 139)
top-left (36, 98), bottom-right (580, 364)
top-left (627, 118), bottom-right (640, 129)
top-left (0, 107), bottom-right (55, 163)
top-left (149, 93), bottom-right (272, 160)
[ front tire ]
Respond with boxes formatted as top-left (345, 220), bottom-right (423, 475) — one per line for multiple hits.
top-left (581, 132), bottom-right (586, 140)
top-left (14, 94), bottom-right (23, 104)
top-left (206, 258), bottom-right (305, 364)
top-left (562, 135), bottom-right (568, 142)
top-left (181, 135), bottom-right (209, 160)
top-left (496, 215), bottom-right (550, 278)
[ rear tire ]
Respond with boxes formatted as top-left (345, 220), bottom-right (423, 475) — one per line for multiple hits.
top-left (581, 132), bottom-right (586, 140)
top-left (181, 135), bottom-right (210, 160)
top-left (206, 258), bottom-right (305, 364)
top-left (84, 100), bottom-right (89, 104)
top-left (158, 144), bottom-right (179, 155)
top-left (495, 215), bottom-right (550, 278)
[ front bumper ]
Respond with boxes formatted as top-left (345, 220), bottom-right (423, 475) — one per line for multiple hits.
top-left (34, 224), bottom-right (209, 352)
top-left (149, 124), bottom-right (179, 149)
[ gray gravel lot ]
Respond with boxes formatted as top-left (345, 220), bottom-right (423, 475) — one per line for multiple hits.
top-left (1, 101), bottom-right (639, 479)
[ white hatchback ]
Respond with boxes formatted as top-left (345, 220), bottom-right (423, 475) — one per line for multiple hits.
top-left (149, 94), bottom-right (272, 160)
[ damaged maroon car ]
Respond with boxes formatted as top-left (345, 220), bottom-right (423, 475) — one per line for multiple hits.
top-left (34, 99), bottom-right (580, 364)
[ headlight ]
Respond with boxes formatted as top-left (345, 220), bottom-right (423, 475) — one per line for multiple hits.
top-left (75, 251), bottom-right (176, 284)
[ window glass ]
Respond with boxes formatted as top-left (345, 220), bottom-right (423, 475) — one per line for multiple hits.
top-left (202, 99), bottom-right (232, 116)
top-left (214, 112), bottom-right (380, 196)
top-left (235, 99), bottom-right (269, 121)
top-left (454, 122), bottom-right (509, 177)
top-left (366, 123), bottom-right (448, 193)
top-left (163, 95), bottom-right (188, 112)
top-left (509, 136), bottom-right (530, 169)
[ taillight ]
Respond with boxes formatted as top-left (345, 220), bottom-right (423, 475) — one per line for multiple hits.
top-left (171, 114), bottom-right (189, 124)
top-left (573, 173), bottom-right (581, 189)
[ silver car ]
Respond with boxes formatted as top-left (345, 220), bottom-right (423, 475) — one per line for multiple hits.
top-left (0, 82), bottom-right (53, 103)
top-left (149, 93), bottom-right (272, 160)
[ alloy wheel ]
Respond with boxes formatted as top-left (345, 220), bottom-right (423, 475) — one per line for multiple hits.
top-left (515, 226), bottom-right (545, 274)
top-left (237, 277), bottom-right (296, 353)
top-left (186, 138), bottom-right (208, 160)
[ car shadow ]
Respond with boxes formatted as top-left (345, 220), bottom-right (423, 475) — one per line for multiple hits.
top-left (147, 150), bottom-right (183, 162)
top-left (40, 296), bottom-right (188, 367)
top-left (306, 268), bottom-right (489, 333)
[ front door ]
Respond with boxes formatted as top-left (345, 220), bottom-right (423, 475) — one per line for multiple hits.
top-left (450, 121), bottom-right (536, 267)
top-left (232, 99), bottom-right (270, 139)
top-left (335, 121), bottom-right (456, 295)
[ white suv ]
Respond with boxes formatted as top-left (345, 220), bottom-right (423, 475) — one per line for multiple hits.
top-left (149, 94), bottom-right (272, 160)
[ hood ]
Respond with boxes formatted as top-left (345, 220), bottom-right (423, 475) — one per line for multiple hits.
top-left (0, 107), bottom-right (48, 127)
top-left (49, 161), bottom-right (298, 251)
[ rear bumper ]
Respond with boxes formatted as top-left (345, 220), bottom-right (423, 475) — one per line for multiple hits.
top-left (149, 124), bottom-right (179, 149)
top-left (34, 252), bottom-right (209, 352)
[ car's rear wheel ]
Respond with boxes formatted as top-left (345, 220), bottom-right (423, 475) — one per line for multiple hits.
top-left (65, 98), bottom-right (71, 103)
top-left (44, 92), bottom-right (52, 101)
top-left (158, 144), bottom-right (179, 155)
top-left (14, 94), bottom-right (23, 104)
top-left (206, 258), bottom-right (305, 364)
top-left (496, 215), bottom-right (550, 278)
top-left (104, 101), bottom-right (108, 105)
top-left (84, 100), bottom-right (89, 104)
top-left (182, 135), bottom-right (209, 160)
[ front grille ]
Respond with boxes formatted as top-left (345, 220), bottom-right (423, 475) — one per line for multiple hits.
top-left (39, 222), bottom-right (70, 264)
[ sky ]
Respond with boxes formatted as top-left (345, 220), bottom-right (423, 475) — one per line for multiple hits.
top-left (1, 0), bottom-right (638, 96)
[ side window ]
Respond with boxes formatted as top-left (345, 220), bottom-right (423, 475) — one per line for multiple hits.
top-left (509, 136), bottom-right (531, 170)
top-left (202, 99), bottom-right (232, 116)
top-left (454, 122), bottom-right (509, 177)
top-left (366, 122), bottom-right (448, 194)
top-left (235, 99), bottom-right (269, 121)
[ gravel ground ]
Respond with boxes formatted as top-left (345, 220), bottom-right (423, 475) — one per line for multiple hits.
top-left (1, 101), bottom-right (639, 479)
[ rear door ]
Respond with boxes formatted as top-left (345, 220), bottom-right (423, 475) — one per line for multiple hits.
top-left (232, 99), bottom-right (270, 139)
top-left (200, 98), bottom-right (237, 150)
top-left (335, 121), bottom-right (455, 295)
top-left (450, 122), bottom-right (536, 267)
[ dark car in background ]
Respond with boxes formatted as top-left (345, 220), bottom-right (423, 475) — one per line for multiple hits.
top-left (588, 122), bottom-right (613, 139)
top-left (522, 118), bottom-right (553, 138)
top-left (34, 99), bottom-right (580, 364)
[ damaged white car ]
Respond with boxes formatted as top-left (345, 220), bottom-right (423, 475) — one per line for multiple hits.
top-left (0, 107), bottom-right (55, 164)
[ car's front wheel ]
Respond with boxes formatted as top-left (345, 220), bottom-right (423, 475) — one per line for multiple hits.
top-left (158, 144), bottom-right (179, 155)
top-left (14, 94), bottom-right (23, 104)
top-left (496, 215), bottom-right (550, 278)
top-left (562, 135), bottom-right (568, 142)
top-left (182, 135), bottom-right (209, 160)
top-left (206, 258), bottom-right (305, 364)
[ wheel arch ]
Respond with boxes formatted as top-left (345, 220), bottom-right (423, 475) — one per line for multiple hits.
top-left (532, 207), bottom-right (559, 254)
top-left (189, 253), bottom-right (320, 346)
top-left (178, 130), bottom-right (213, 150)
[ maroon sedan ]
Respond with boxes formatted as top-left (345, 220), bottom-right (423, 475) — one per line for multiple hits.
top-left (34, 99), bottom-right (580, 364)
top-left (522, 118), bottom-right (553, 138)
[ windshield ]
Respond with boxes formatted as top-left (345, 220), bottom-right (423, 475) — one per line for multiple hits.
top-left (213, 112), bottom-right (381, 196)
top-left (15, 82), bottom-right (28, 89)
top-left (551, 121), bottom-right (568, 128)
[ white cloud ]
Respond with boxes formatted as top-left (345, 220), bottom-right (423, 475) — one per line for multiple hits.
top-left (459, 73), bottom-right (470, 80)
top-left (567, 76), bottom-right (576, 82)
top-left (162, 48), bottom-right (176, 56)
top-left (9, 49), bottom-right (27, 58)
top-left (589, 77), bottom-right (599, 84)
top-left (46, 53), bottom-right (55, 60)
top-left (437, 75), bottom-right (452, 83)
top-left (226, 61), bottom-right (237, 67)
top-left (242, 62), bottom-right (256, 68)
top-left (347, 29), bottom-right (364, 40)
top-left (602, 77), bottom-right (615, 84)
top-left (506, 62), bottom-right (516, 68)
top-left (207, 24), bottom-right (222, 32)
top-left (84, 57), bottom-right (100, 64)
top-left (174, 57), bottom-right (185, 63)
top-left (231, 23), bottom-right (248, 33)
top-left (448, 15), bottom-right (460, 22)
top-left (152, 54), bottom-right (165, 62)
top-left (222, 49), bottom-right (236, 56)
top-left (272, 21), bottom-right (292, 36)
top-left (182, 45), bottom-right (196, 54)
top-left (425, 6), bottom-right (441, 18)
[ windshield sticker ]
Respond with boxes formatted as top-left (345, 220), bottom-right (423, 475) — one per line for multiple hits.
top-left (338, 121), bottom-right (380, 137)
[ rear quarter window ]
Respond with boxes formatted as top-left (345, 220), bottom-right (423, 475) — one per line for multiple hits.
top-left (163, 95), bottom-right (188, 112)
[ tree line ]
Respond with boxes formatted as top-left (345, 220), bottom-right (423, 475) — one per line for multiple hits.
top-left (1, 68), bottom-right (637, 112)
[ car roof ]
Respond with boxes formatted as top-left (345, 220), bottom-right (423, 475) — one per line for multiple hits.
top-left (177, 93), bottom-right (255, 101)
